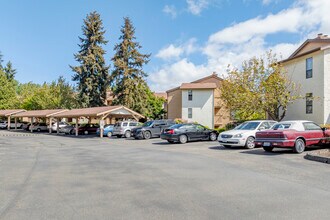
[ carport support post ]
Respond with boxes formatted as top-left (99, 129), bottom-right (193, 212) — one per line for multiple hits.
top-left (100, 118), bottom-right (104, 138)
top-left (75, 118), bottom-right (79, 136)
top-left (14, 117), bottom-right (17, 130)
top-left (56, 118), bottom-right (60, 134)
top-left (49, 118), bottom-right (52, 134)
top-left (30, 117), bottom-right (33, 133)
top-left (7, 116), bottom-right (11, 130)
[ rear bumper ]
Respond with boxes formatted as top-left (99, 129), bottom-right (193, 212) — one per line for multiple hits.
top-left (160, 134), bottom-right (180, 141)
top-left (255, 139), bottom-right (294, 148)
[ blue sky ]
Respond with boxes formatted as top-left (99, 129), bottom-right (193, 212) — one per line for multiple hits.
top-left (0, 0), bottom-right (329, 92)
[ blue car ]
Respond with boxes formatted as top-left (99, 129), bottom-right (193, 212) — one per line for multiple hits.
top-left (96, 124), bottom-right (114, 137)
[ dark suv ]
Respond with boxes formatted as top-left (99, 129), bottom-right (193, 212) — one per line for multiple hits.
top-left (132, 120), bottom-right (175, 139)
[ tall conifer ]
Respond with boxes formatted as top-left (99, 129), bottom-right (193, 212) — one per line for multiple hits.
top-left (71, 11), bottom-right (109, 107)
top-left (111, 17), bottom-right (151, 114)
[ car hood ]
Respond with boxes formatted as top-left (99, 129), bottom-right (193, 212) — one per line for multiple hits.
top-left (220, 129), bottom-right (256, 136)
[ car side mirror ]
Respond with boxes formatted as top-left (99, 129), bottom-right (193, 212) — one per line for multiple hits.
top-left (322, 127), bottom-right (327, 131)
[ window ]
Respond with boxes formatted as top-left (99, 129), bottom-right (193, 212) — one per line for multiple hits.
top-left (188, 90), bottom-right (193, 101)
top-left (272, 123), bottom-right (292, 130)
top-left (188, 108), bottom-right (192, 118)
top-left (129, 122), bottom-right (137, 126)
top-left (306, 93), bottom-right (313, 114)
top-left (303, 122), bottom-right (322, 131)
top-left (306, 57), bottom-right (313, 78)
top-left (123, 122), bottom-right (128, 126)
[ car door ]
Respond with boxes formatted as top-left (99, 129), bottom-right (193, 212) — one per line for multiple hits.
top-left (302, 122), bottom-right (325, 145)
top-left (195, 124), bottom-right (209, 140)
top-left (182, 124), bottom-right (197, 140)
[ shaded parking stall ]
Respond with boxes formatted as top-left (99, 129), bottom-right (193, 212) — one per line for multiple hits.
top-left (12, 109), bottom-right (68, 133)
top-left (53, 105), bottom-right (144, 137)
top-left (0, 109), bottom-right (26, 130)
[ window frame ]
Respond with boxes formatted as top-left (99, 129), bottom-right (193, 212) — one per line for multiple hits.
top-left (188, 108), bottom-right (192, 119)
top-left (306, 57), bottom-right (313, 79)
top-left (188, 90), bottom-right (193, 101)
top-left (306, 93), bottom-right (313, 114)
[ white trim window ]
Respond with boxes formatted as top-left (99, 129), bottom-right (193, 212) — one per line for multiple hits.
top-left (306, 57), bottom-right (313, 79)
top-left (306, 93), bottom-right (313, 114)
top-left (188, 90), bottom-right (193, 101)
top-left (188, 108), bottom-right (192, 118)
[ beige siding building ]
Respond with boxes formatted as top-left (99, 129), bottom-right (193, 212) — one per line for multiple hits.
top-left (281, 33), bottom-right (330, 124)
top-left (166, 73), bottom-right (232, 128)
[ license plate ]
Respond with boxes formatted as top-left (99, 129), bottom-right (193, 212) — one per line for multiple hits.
top-left (263, 142), bottom-right (271, 146)
top-left (222, 140), bottom-right (227, 142)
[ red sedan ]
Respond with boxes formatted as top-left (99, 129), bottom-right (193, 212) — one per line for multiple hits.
top-left (255, 120), bottom-right (330, 153)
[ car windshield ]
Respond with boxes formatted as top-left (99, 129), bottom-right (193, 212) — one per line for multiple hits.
top-left (272, 123), bottom-right (292, 130)
top-left (235, 122), bottom-right (260, 130)
top-left (114, 122), bottom-right (121, 127)
top-left (142, 121), bottom-right (153, 127)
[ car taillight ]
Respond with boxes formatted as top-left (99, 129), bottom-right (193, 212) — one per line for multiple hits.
top-left (167, 129), bottom-right (175, 134)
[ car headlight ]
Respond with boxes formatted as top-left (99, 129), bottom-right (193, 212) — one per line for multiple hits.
top-left (233, 133), bottom-right (243, 138)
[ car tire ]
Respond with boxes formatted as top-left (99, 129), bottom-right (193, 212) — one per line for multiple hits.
top-left (179, 135), bottom-right (188, 144)
top-left (107, 132), bottom-right (113, 137)
top-left (143, 131), bottom-right (151, 140)
top-left (209, 132), bottom-right (217, 141)
top-left (245, 136), bottom-right (255, 149)
top-left (167, 140), bottom-right (175, 144)
top-left (223, 145), bottom-right (231, 148)
top-left (263, 146), bottom-right (274, 152)
top-left (293, 138), bottom-right (305, 154)
top-left (125, 130), bottom-right (131, 138)
top-left (70, 129), bottom-right (74, 135)
top-left (37, 128), bottom-right (41, 132)
top-left (84, 131), bottom-right (89, 135)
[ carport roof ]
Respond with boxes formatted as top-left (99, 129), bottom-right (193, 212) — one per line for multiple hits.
top-left (53, 105), bottom-right (144, 118)
top-left (0, 109), bottom-right (26, 117)
top-left (13, 109), bottom-right (68, 118)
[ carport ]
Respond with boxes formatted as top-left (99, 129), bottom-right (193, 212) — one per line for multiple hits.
top-left (53, 105), bottom-right (144, 137)
top-left (0, 109), bottom-right (26, 130)
top-left (13, 109), bottom-right (68, 133)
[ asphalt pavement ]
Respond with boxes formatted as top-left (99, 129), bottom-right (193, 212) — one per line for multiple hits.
top-left (0, 130), bottom-right (329, 220)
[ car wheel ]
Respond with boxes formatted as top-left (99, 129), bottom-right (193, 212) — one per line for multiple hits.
top-left (245, 136), bottom-right (255, 149)
top-left (37, 128), bottom-right (41, 132)
top-left (84, 131), bottom-right (89, 135)
top-left (167, 140), bottom-right (175, 144)
top-left (107, 132), bottom-right (113, 137)
top-left (263, 146), bottom-right (274, 152)
top-left (70, 129), bottom-right (74, 135)
top-left (143, 131), bottom-right (151, 140)
top-left (223, 145), bottom-right (231, 148)
top-left (293, 138), bottom-right (305, 154)
top-left (125, 130), bottom-right (131, 138)
top-left (209, 132), bottom-right (217, 141)
top-left (179, 135), bottom-right (188, 144)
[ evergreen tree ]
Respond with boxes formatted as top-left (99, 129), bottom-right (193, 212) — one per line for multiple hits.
top-left (71, 11), bottom-right (110, 107)
top-left (0, 51), bottom-right (3, 70)
top-left (111, 17), bottom-right (151, 114)
top-left (4, 61), bottom-right (17, 81)
top-left (0, 69), bottom-right (17, 109)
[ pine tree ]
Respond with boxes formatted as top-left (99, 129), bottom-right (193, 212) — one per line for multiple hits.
top-left (4, 61), bottom-right (17, 81)
top-left (71, 11), bottom-right (110, 107)
top-left (111, 17), bottom-right (151, 114)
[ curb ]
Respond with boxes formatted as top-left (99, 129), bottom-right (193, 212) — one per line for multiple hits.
top-left (305, 149), bottom-right (330, 164)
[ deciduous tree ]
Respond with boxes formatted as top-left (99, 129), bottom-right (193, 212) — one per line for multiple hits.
top-left (220, 51), bottom-right (301, 121)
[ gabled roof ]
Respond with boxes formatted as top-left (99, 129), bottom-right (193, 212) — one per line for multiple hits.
top-left (53, 106), bottom-right (144, 118)
top-left (180, 83), bottom-right (217, 90)
top-left (166, 73), bottom-right (223, 93)
top-left (281, 34), bottom-right (330, 63)
top-left (0, 109), bottom-right (26, 117)
top-left (13, 109), bottom-right (68, 118)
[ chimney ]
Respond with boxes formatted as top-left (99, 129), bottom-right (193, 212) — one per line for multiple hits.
top-left (316, 33), bottom-right (329, 39)
top-left (317, 33), bottom-right (323, 38)
top-left (212, 71), bottom-right (217, 76)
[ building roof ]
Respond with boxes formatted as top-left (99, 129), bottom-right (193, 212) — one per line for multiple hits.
top-left (180, 83), bottom-right (217, 90)
top-left (166, 72), bottom-right (223, 93)
top-left (13, 109), bottom-right (68, 118)
top-left (281, 33), bottom-right (330, 63)
top-left (154, 92), bottom-right (167, 100)
top-left (53, 105), bottom-right (144, 119)
top-left (0, 109), bottom-right (26, 117)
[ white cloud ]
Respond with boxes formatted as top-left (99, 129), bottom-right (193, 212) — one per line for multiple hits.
top-left (186, 0), bottom-right (209, 15)
top-left (150, 0), bottom-right (330, 92)
top-left (163, 5), bottom-right (177, 19)
top-left (156, 38), bottom-right (198, 60)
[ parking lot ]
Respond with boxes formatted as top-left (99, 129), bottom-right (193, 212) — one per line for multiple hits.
top-left (1, 130), bottom-right (330, 220)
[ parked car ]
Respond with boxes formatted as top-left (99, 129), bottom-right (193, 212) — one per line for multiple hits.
top-left (218, 120), bottom-right (277, 149)
top-left (112, 121), bottom-right (141, 138)
top-left (73, 124), bottom-right (99, 135)
top-left (0, 121), bottom-right (23, 129)
top-left (49, 121), bottom-right (70, 132)
top-left (161, 123), bottom-right (218, 144)
top-left (131, 120), bottom-right (176, 140)
top-left (255, 120), bottom-right (330, 153)
top-left (60, 124), bottom-right (75, 134)
top-left (96, 124), bottom-right (114, 137)
top-left (30, 123), bottom-right (48, 132)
